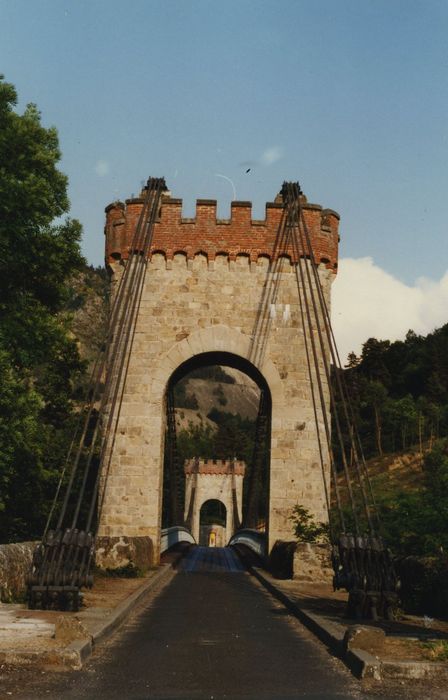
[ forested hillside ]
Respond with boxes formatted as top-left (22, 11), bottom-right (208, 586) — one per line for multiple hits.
top-left (333, 327), bottom-right (448, 560)
top-left (337, 327), bottom-right (448, 458)
top-left (173, 366), bottom-right (259, 427)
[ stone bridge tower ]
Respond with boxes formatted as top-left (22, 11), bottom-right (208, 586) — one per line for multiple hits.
top-left (99, 183), bottom-right (340, 566)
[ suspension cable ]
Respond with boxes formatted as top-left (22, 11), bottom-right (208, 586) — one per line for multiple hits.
top-left (291, 236), bottom-right (341, 537)
top-left (305, 260), bottom-right (381, 531)
top-left (283, 184), bottom-right (360, 533)
top-left (71, 181), bottom-right (161, 529)
top-left (90, 178), bottom-right (166, 528)
top-left (69, 179), bottom-right (165, 588)
top-left (50, 182), bottom-right (160, 535)
top-left (249, 207), bottom-right (290, 368)
top-left (290, 184), bottom-right (375, 534)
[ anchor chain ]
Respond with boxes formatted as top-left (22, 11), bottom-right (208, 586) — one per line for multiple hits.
top-left (332, 534), bottom-right (400, 620)
top-left (27, 528), bottom-right (94, 611)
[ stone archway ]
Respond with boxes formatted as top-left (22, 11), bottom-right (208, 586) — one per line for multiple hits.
top-left (99, 319), bottom-right (330, 563)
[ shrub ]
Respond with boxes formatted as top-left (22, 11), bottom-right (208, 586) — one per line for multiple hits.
top-left (290, 504), bottom-right (329, 543)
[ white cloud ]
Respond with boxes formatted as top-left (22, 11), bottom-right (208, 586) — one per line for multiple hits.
top-left (331, 257), bottom-right (448, 361)
top-left (260, 146), bottom-right (283, 166)
top-left (94, 160), bottom-right (110, 177)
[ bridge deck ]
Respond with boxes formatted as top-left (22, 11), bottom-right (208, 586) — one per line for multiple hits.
top-left (16, 545), bottom-right (369, 698)
top-left (177, 545), bottom-right (246, 573)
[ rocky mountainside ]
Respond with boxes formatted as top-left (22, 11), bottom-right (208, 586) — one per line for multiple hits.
top-left (174, 367), bottom-right (260, 431)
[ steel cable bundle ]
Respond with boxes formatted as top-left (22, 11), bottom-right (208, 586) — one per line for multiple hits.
top-left (242, 182), bottom-right (398, 618)
top-left (27, 177), bottom-right (167, 610)
top-left (282, 182), bottom-right (399, 619)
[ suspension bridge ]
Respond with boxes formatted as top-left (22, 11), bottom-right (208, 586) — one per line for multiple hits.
top-left (27, 178), bottom-right (399, 623)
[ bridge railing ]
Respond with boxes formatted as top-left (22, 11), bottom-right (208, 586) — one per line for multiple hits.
top-left (228, 529), bottom-right (267, 558)
top-left (160, 526), bottom-right (196, 553)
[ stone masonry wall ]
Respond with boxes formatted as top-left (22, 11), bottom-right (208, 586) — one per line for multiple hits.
top-left (99, 189), bottom-right (339, 563)
top-left (293, 542), bottom-right (333, 584)
top-left (0, 542), bottom-right (36, 602)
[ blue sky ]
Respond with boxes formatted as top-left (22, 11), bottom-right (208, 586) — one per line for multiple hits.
top-left (2, 0), bottom-right (448, 353)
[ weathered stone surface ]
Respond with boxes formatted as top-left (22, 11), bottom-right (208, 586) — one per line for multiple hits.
top-left (54, 616), bottom-right (89, 643)
top-left (95, 536), bottom-right (153, 571)
top-left (293, 542), bottom-right (333, 584)
top-left (0, 542), bottom-right (37, 602)
top-left (343, 625), bottom-right (386, 653)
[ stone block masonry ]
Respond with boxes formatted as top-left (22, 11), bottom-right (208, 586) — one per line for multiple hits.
top-left (99, 185), bottom-right (340, 565)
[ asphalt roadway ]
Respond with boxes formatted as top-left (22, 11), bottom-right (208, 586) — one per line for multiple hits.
top-left (4, 547), bottom-right (410, 699)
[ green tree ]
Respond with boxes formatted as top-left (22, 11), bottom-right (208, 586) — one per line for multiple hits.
top-left (362, 380), bottom-right (388, 456)
top-left (0, 76), bottom-right (85, 541)
top-left (360, 338), bottom-right (391, 386)
top-left (385, 395), bottom-right (418, 452)
top-left (423, 440), bottom-right (448, 502)
top-left (340, 323), bottom-right (448, 459)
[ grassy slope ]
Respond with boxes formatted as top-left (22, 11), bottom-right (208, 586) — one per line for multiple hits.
top-left (335, 445), bottom-right (427, 508)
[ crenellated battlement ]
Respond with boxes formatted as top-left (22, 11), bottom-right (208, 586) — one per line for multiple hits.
top-left (184, 458), bottom-right (246, 476)
top-left (104, 186), bottom-right (340, 272)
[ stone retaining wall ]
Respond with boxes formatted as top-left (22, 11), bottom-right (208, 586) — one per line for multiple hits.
top-left (0, 542), bottom-right (36, 602)
top-left (95, 535), bottom-right (154, 572)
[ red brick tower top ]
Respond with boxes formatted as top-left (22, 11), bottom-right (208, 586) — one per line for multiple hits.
top-left (184, 459), bottom-right (246, 477)
top-left (104, 184), bottom-right (340, 272)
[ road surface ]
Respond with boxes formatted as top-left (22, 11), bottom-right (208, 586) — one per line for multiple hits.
top-left (1, 547), bottom-right (431, 699)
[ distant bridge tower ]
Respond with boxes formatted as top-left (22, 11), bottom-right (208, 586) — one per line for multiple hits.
top-left (184, 458), bottom-right (246, 545)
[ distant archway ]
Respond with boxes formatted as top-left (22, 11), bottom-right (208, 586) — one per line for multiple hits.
top-left (199, 499), bottom-right (226, 546)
